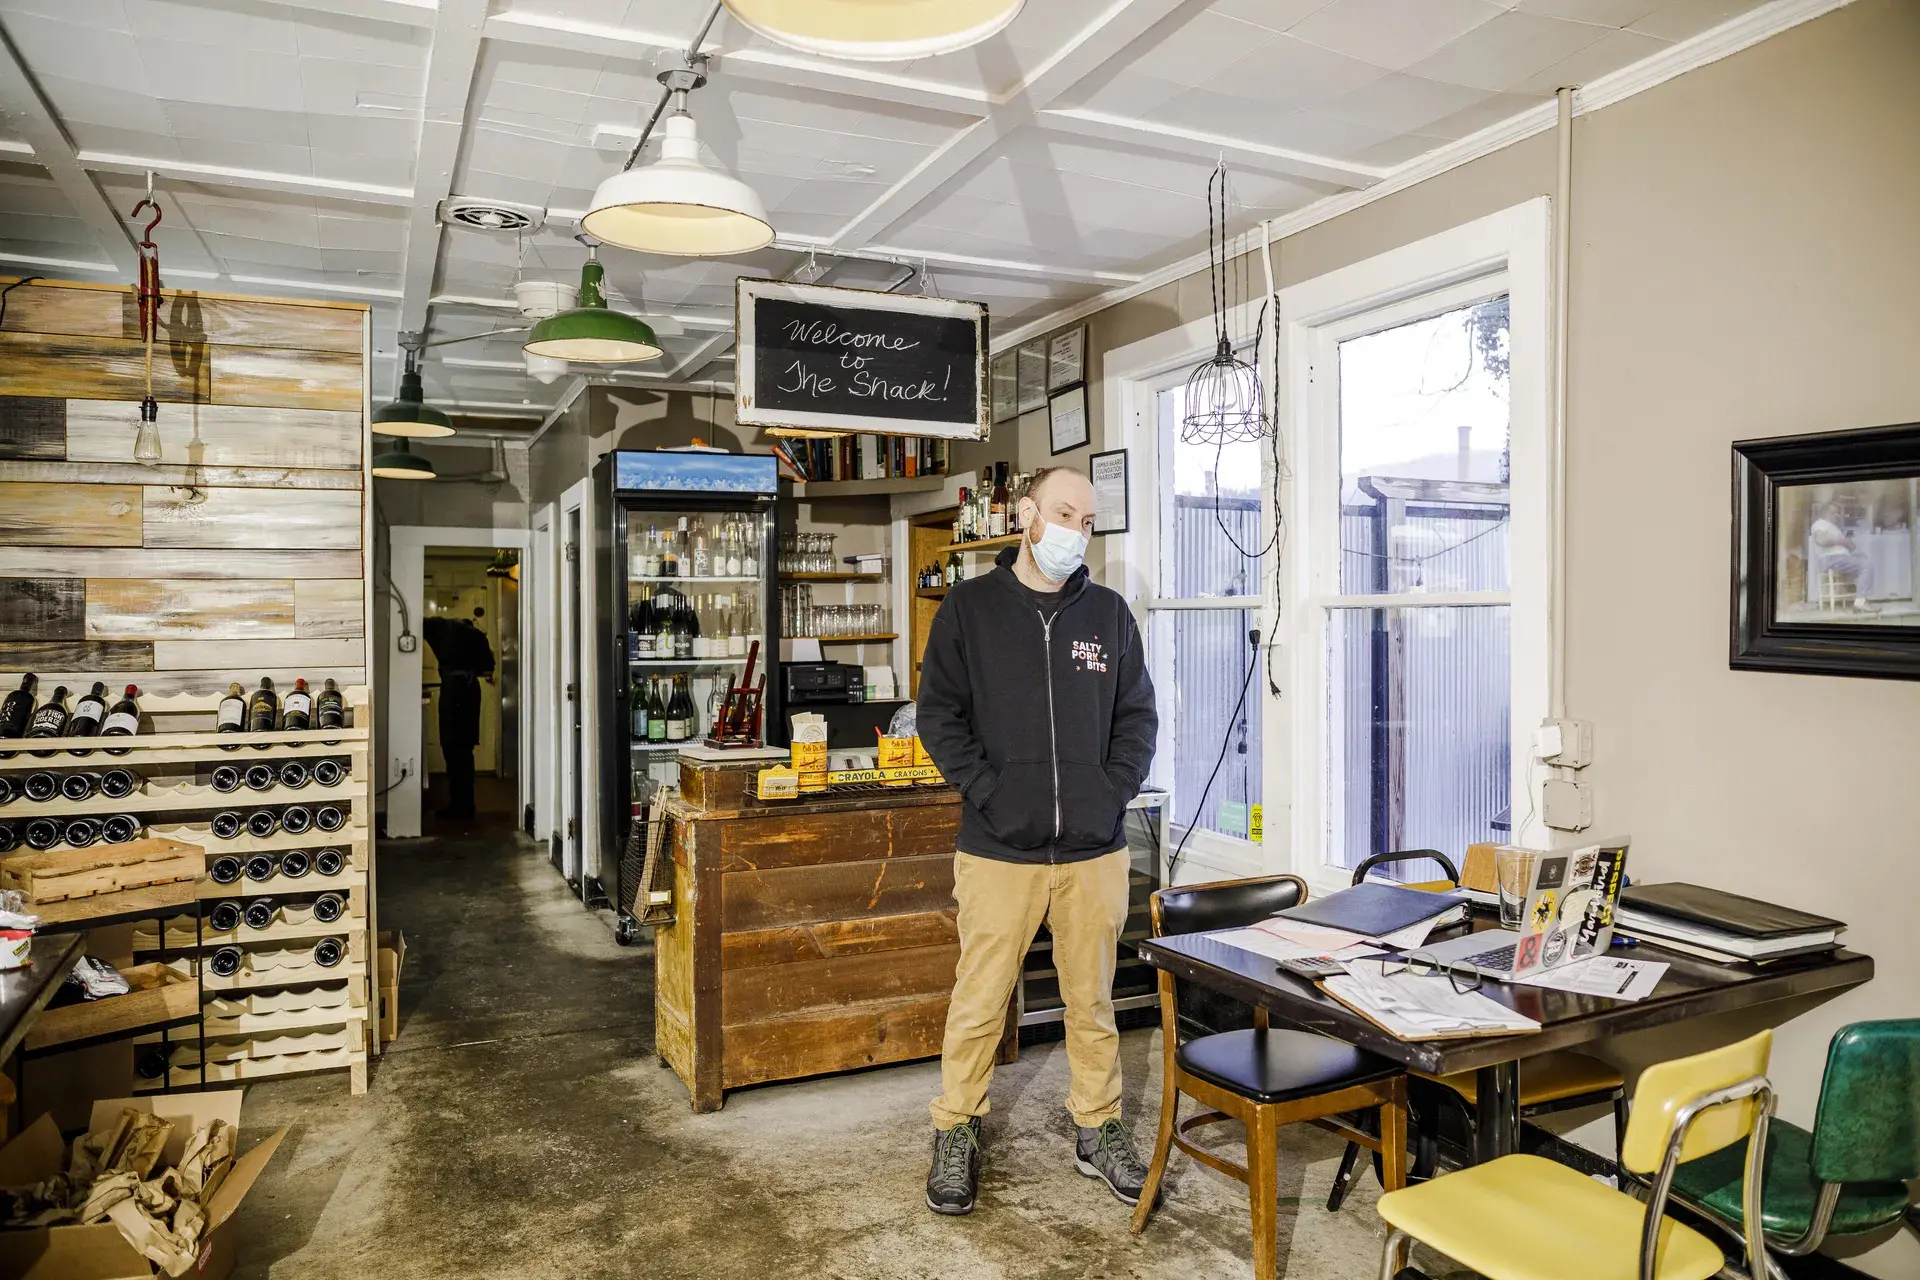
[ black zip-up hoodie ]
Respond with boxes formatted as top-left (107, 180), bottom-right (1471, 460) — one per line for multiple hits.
top-left (917, 546), bottom-right (1157, 864)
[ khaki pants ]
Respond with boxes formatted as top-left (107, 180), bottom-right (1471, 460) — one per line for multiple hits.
top-left (930, 849), bottom-right (1132, 1131)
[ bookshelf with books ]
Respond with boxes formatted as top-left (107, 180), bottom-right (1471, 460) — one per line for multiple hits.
top-left (770, 433), bottom-right (950, 491)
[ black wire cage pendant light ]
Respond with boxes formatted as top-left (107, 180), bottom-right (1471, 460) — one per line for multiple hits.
top-left (1183, 162), bottom-right (1267, 445)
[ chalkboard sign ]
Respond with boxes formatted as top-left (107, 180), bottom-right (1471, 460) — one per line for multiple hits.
top-left (735, 279), bottom-right (988, 440)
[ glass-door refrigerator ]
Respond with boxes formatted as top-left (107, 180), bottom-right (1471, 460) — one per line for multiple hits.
top-left (593, 449), bottom-right (781, 905)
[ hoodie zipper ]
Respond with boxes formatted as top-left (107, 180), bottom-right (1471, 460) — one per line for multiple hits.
top-left (1040, 610), bottom-right (1060, 859)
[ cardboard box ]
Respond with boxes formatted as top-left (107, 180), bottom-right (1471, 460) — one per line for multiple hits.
top-left (377, 930), bottom-right (405, 1046)
top-left (0, 1093), bottom-right (286, 1280)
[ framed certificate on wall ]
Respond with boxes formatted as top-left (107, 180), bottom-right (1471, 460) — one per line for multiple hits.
top-left (1089, 448), bottom-right (1128, 534)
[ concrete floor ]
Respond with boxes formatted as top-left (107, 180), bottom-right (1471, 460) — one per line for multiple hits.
top-left (230, 826), bottom-right (1447, 1280)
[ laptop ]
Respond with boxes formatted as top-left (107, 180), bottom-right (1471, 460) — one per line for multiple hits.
top-left (1419, 838), bottom-right (1630, 980)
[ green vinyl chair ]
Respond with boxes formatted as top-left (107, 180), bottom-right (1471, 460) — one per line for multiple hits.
top-left (1665, 1018), bottom-right (1920, 1277)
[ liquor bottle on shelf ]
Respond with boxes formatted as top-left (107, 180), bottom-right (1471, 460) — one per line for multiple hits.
top-left (100, 814), bottom-right (140, 844)
top-left (212, 763), bottom-right (243, 793)
top-left (282, 678), bottom-right (313, 731)
top-left (26, 685), bottom-right (69, 756)
top-left (23, 816), bottom-right (62, 850)
top-left (314, 803), bottom-right (345, 832)
top-left (690, 514), bottom-right (712, 578)
top-left (101, 768), bottom-right (137, 799)
top-left (642, 524), bottom-right (663, 576)
top-left (217, 682), bottom-right (246, 749)
top-left (647, 678), bottom-right (667, 744)
top-left (244, 763), bottom-right (276, 792)
top-left (60, 772), bottom-right (97, 802)
top-left (990, 464), bottom-right (1010, 538)
top-left (631, 676), bottom-right (650, 741)
top-left (246, 678), bottom-right (278, 748)
top-left (278, 760), bottom-right (310, 790)
top-left (663, 518), bottom-right (686, 577)
top-left (313, 848), bottom-right (345, 877)
top-left (101, 685), bottom-right (140, 755)
top-left (316, 677), bottom-right (346, 740)
top-left (23, 771), bottom-right (57, 802)
top-left (279, 849), bottom-right (312, 878)
top-left (68, 682), bottom-right (108, 755)
top-left (311, 759), bottom-right (346, 788)
top-left (62, 817), bottom-right (100, 848)
top-left (0, 673), bottom-right (35, 758)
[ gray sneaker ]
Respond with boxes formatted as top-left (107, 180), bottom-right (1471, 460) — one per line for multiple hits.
top-left (1074, 1117), bottom-right (1150, 1205)
top-left (926, 1117), bottom-right (981, 1215)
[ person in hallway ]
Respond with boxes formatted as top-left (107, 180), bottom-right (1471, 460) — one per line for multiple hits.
top-left (423, 608), bottom-right (495, 821)
top-left (916, 465), bottom-right (1159, 1217)
top-left (1809, 501), bottom-right (1878, 611)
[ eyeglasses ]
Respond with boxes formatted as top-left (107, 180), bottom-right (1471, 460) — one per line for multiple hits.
top-left (1382, 950), bottom-right (1483, 994)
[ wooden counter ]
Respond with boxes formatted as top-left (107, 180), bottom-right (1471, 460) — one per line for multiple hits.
top-left (655, 755), bottom-right (966, 1112)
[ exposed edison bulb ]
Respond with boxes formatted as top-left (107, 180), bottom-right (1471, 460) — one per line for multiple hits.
top-left (133, 418), bottom-right (162, 465)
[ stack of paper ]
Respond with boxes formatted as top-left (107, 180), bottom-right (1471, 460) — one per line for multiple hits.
top-left (1320, 960), bottom-right (1539, 1039)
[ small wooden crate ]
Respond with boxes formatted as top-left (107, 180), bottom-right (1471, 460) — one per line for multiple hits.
top-left (26, 963), bottom-right (199, 1053)
top-left (0, 838), bottom-right (206, 903)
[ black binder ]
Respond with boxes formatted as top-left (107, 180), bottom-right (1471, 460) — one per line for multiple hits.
top-left (1619, 883), bottom-right (1843, 939)
top-left (1271, 881), bottom-right (1465, 939)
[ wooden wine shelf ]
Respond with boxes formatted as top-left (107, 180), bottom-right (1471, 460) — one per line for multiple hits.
top-left (139, 1047), bottom-right (368, 1092)
top-left (152, 822), bottom-right (368, 855)
top-left (203, 1005), bottom-right (367, 1038)
top-left (939, 533), bottom-right (1022, 555)
top-left (2, 777), bottom-right (360, 821)
top-left (192, 958), bottom-right (367, 993)
top-left (0, 725), bottom-right (369, 764)
top-left (915, 588), bottom-right (949, 600)
top-left (197, 869), bottom-right (364, 899)
top-left (139, 911), bottom-right (363, 951)
top-left (32, 881), bottom-right (198, 931)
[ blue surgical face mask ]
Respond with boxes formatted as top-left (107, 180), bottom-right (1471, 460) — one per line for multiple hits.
top-left (1029, 514), bottom-right (1089, 582)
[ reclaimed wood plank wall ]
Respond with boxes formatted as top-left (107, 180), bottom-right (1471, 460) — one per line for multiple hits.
top-left (0, 278), bottom-right (370, 694)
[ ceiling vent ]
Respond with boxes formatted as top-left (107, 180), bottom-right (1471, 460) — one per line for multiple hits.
top-left (440, 197), bottom-right (545, 233)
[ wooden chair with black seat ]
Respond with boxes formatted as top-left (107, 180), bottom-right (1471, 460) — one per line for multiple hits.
top-left (1131, 873), bottom-right (1408, 1280)
top-left (1326, 849), bottom-right (1629, 1211)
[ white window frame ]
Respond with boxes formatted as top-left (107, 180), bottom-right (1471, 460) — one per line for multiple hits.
top-left (1107, 298), bottom-right (1277, 883)
top-left (1277, 199), bottom-right (1553, 897)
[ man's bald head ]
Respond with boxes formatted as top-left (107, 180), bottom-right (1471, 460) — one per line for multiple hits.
top-left (1020, 466), bottom-right (1095, 542)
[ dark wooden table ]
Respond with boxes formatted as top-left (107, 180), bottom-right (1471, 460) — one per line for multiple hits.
top-left (1138, 922), bottom-right (1873, 1163)
top-left (0, 934), bottom-right (84, 1064)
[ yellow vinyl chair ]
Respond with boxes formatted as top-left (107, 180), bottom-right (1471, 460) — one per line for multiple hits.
top-left (1376, 1030), bottom-right (1775, 1280)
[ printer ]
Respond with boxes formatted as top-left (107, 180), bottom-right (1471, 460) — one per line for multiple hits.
top-left (782, 661), bottom-right (865, 705)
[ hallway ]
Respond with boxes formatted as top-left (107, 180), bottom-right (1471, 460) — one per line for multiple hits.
top-left (227, 827), bottom-right (1414, 1279)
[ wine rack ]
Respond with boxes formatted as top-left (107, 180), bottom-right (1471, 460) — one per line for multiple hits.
top-left (0, 686), bottom-right (374, 1097)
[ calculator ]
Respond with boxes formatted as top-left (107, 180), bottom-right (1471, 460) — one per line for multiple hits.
top-left (1277, 955), bottom-right (1348, 980)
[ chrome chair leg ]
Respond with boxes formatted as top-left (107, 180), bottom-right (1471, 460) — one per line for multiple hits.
top-left (1378, 1228), bottom-right (1412, 1280)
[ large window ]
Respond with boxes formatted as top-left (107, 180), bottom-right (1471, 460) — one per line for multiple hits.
top-left (1146, 378), bottom-right (1267, 850)
top-left (1282, 202), bottom-right (1550, 892)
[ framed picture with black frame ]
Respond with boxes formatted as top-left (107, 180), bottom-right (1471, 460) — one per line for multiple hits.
top-left (1048, 384), bottom-right (1089, 455)
top-left (1089, 447), bottom-right (1128, 535)
top-left (1731, 422), bottom-right (1920, 679)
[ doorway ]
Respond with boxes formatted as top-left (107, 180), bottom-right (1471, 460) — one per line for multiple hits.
top-left (419, 548), bottom-right (520, 831)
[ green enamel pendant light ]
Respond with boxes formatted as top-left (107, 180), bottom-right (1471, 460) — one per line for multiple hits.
top-left (372, 352), bottom-right (455, 437)
top-left (371, 437), bottom-right (436, 481)
top-left (522, 246), bottom-right (663, 364)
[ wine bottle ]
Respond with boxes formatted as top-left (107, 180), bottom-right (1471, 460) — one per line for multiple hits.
top-left (313, 847), bottom-right (345, 877)
top-left (316, 678), bottom-right (346, 739)
top-left (0, 823), bottom-right (17, 853)
top-left (674, 594), bottom-right (696, 659)
top-left (24, 816), bottom-right (62, 850)
top-left (647, 678), bottom-right (667, 744)
top-left (243, 853), bottom-right (276, 881)
top-left (729, 597), bottom-right (748, 658)
top-left (100, 768), bottom-right (137, 800)
top-left (312, 758), bottom-right (346, 788)
top-left (631, 676), bottom-right (650, 741)
top-left (280, 805), bottom-right (312, 835)
top-left (208, 900), bottom-right (244, 933)
top-left (314, 803), bottom-right (345, 832)
top-left (245, 677), bottom-right (277, 748)
top-left (644, 524), bottom-right (663, 576)
top-left (0, 775), bottom-right (13, 807)
top-left (101, 684), bottom-right (140, 755)
top-left (212, 763), bottom-right (243, 793)
top-left (216, 681), bottom-right (246, 750)
top-left (670, 675), bottom-right (694, 742)
top-left (68, 682), bottom-right (107, 756)
top-left (279, 760), bottom-right (310, 790)
top-left (244, 763), bottom-right (276, 792)
top-left (312, 892), bottom-right (347, 924)
top-left (663, 518), bottom-right (685, 577)
top-left (243, 899), bottom-right (277, 930)
top-left (725, 520), bottom-right (743, 576)
top-left (282, 678), bottom-right (313, 731)
top-left (23, 771), bottom-right (57, 802)
top-left (208, 946), bottom-right (244, 978)
top-left (279, 849), bottom-right (312, 879)
top-left (691, 514), bottom-right (711, 578)
top-left (740, 519), bottom-right (759, 577)
top-left (0, 673), bottom-right (36, 758)
top-left (26, 685), bottom-right (69, 756)
top-left (209, 854), bottom-right (244, 884)
top-left (60, 772), bottom-right (98, 802)
top-left (245, 809), bottom-right (279, 838)
top-left (211, 811), bottom-right (244, 840)
top-left (691, 593), bottom-right (709, 660)
top-left (101, 814), bottom-right (140, 844)
top-left (134, 1042), bottom-right (171, 1082)
top-left (313, 937), bottom-right (345, 968)
top-left (62, 817), bottom-right (100, 848)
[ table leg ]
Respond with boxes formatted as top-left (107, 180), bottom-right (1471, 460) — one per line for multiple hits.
top-left (1474, 1063), bottom-right (1521, 1163)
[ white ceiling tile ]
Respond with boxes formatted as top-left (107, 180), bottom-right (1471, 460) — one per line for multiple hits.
top-left (464, 127), bottom-right (570, 188)
top-left (203, 234), bottom-right (327, 271)
top-left (312, 150), bottom-right (414, 188)
top-left (139, 40), bottom-right (306, 112)
top-left (297, 58), bottom-right (422, 118)
top-left (316, 213), bottom-right (407, 252)
top-left (1, 0), bottom-right (131, 32)
top-left (1349, 132), bottom-right (1457, 166)
top-left (5, 14), bottom-right (152, 93)
top-left (63, 122), bottom-right (183, 160)
top-left (1415, 90), bottom-right (1551, 139)
top-left (124, 0), bottom-right (299, 54)
top-left (1061, 69), bottom-right (1193, 117)
top-left (1321, 73), bottom-right (1500, 135)
top-left (1406, 10), bottom-right (1616, 92)
top-left (1514, 0), bottom-right (1665, 25)
top-left (1198, 34), bottom-right (1390, 112)
top-left (173, 135), bottom-right (312, 175)
top-left (1516, 26), bottom-right (1671, 94)
top-left (1627, 0), bottom-right (1764, 41)
top-left (1291, 0), bottom-right (1506, 71)
top-left (319, 247), bottom-right (403, 274)
top-left (292, 16), bottom-right (429, 67)
top-left (1203, 0), bottom-right (1347, 35)
top-left (1254, 109), bottom-right (1403, 160)
top-left (160, 101), bottom-right (309, 148)
top-left (36, 76), bottom-right (166, 134)
top-left (1129, 11), bottom-right (1285, 88)
top-left (303, 113), bottom-right (420, 161)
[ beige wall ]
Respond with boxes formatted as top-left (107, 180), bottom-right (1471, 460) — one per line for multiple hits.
top-left (1055, 3), bottom-right (1918, 1267)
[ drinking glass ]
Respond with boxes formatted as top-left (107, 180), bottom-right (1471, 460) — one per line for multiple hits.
top-left (1494, 845), bottom-right (1539, 928)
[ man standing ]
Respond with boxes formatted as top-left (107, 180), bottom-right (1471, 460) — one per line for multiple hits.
top-left (423, 608), bottom-right (495, 821)
top-left (917, 465), bottom-right (1158, 1216)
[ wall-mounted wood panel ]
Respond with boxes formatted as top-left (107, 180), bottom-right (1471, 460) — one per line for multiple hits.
top-left (0, 284), bottom-right (363, 354)
top-left (293, 579), bottom-right (363, 638)
top-left (141, 486), bottom-right (361, 550)
top-left (86, 579), bottom-right (296, 640)
top-left (0, 333), bottom-right (212, 403)
top-left (151, 637), bottom-right (362, 671)
top-left (0, 397), bottom-right (65, 458)
top-left (65, 400), bottom-right (362, 469)
top-left (0, 460), bottom-right (361, 491)
top-left (0, 483), bottom-right (142, 546)
top-left (0, 642), bottom-right (153, 671)
top-left (210, 348), bottom-right (362, 412)
top-left (0, 667), bottom-right (364, 697)
top-left (0, 578), bottom-right (85, 639)
top-left (0, 547), bottom-right (361, 580)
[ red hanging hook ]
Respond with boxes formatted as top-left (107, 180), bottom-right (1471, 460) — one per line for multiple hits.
top-left (131, 197), bottom-right (162, 248)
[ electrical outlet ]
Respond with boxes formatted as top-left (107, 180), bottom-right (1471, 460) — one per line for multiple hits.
top-left (1543, 778), bottom-right (1593, 831)
top-left (398, 632), bottom-right (417, 653)
top-left (1538, 717), bottom-right (1593, 768)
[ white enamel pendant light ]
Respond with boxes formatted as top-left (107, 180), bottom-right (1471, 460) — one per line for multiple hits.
top-left (722, 0), bottom-right (1024, 60)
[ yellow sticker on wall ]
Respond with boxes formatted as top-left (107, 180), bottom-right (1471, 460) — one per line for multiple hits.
top-left (1249, 804), bottom-right (1263, 843)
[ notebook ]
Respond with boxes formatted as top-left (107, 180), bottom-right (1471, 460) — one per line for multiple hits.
top-left (1271, 882), bottom-right (1467, 942)
top-left (1618, 883), bottom-right (1843, 939)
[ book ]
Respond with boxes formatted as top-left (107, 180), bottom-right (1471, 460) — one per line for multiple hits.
top-left (1272, 882), bottom-right (1468, 942)
top-left (1613, 906), bottom-right (1839, 960)
top-left (1613, 930), bottom-right (1839, 967)
top-left (1618, 883), bottom-right (1843, 939)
